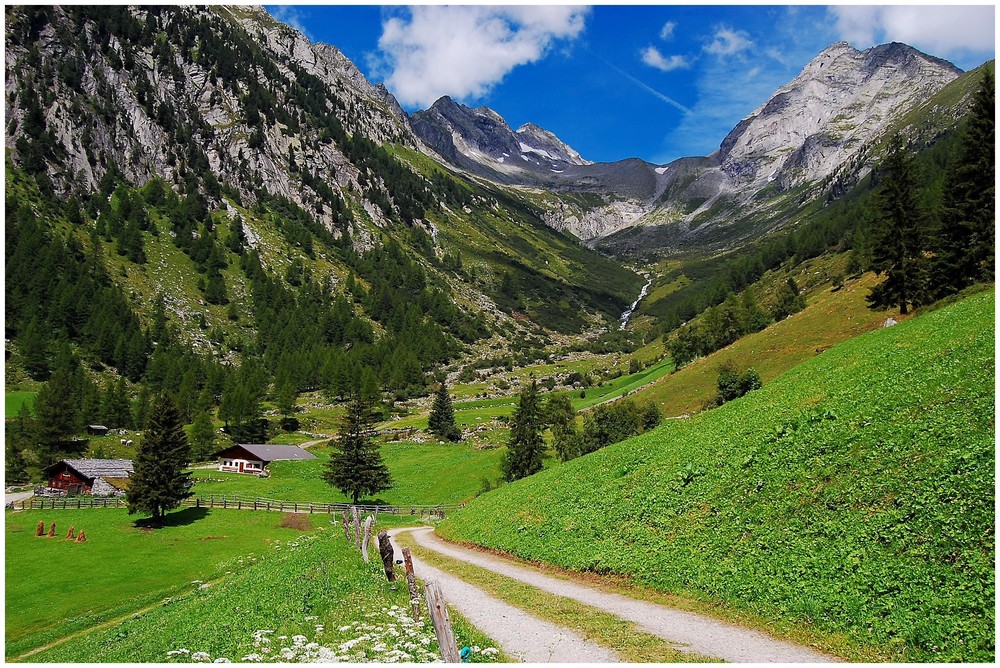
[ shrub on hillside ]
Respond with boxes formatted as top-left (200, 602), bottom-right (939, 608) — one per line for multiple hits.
top-left (715, 362), bottom-right (762, 405)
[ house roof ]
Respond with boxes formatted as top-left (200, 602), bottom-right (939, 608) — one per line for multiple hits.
top-left (44, 459), bottom-right (134, 479)
top-left (217, 444), bottom-right (317, 462)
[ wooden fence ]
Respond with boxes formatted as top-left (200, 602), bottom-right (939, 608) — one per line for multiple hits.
top-left (6, 494), bottom-right (461, 517)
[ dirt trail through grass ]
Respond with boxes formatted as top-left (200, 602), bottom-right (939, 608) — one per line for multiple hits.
top-left (388, 528), bottom-right (618, 662)
top-left (394, 527), bottom-right (840, 663)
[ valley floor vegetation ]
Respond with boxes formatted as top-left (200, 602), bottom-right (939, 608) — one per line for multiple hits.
top-left (440, 291), bottom-right (995, 663)
top-left (5, 508), bottom-right (500, 663)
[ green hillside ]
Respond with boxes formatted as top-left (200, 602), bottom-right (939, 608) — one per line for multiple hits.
top-left (440, 290), bottom-right (995, 662)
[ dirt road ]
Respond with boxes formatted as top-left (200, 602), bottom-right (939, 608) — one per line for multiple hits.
top-left (392, 526), bottom-right (839, 663)
top-left (388, 528), bottom-right (618, 662)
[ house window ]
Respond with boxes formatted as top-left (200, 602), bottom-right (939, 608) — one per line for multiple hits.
top-left (223, 460), bottom-right (232, 467)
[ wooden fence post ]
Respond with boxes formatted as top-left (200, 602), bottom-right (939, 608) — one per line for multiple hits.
top-left (402, 547), bottom-right (421, 621)
top-left (377, 531), bottom-right (395, 582)
top-left (361, 515), bottom-right (374, 563)
top-left (342, 511), bottom-right (352, 541)
top-left (352, 507), bottom-right (362, 549)
top-left (424, 581), bottom-right (460, 662)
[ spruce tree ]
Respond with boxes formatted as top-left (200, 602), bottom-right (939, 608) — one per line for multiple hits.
top-left (933, 67), bottom-right (995, 294)
top-left (20, 317), bottom-right (51, 381)
top-left (188, 410), bottom-right (217, 462)
top-left (428, 382), bottom-right (460, 441)
top-left (126, 394), bottom-right (193, 524)
top-left (324, 391), bottom-right (392, 504)
top-left (501, 378), bottom-right (546, 482)
top-left (866, 134), bottom-right (928, 314)
top-left (545, 393), bottom-right (581, 463)
top-left (33, 366), bottom-right (82, 465)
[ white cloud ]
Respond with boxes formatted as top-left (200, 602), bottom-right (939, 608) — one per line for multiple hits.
top-left (704, 26), bottom-right (754, 58)
top-left (372, 6), bottom-right (588, 108)
top-left (659, 21), bottom-right (677, 41)
top-left (641, 46), bottom-right (690, 72)
top-left (830, 6), bottom-right (994, 60)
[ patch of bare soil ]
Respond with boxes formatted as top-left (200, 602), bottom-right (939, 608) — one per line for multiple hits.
top-left (278, 513), bottom-right (313, 531)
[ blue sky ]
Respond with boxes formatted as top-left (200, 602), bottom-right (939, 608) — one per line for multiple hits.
top-left (265, 5), bottom-right (995, 164)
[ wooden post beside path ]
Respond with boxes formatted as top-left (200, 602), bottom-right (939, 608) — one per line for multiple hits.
top-left (352, 506), bottom-right (362, 549)
top-left (377, 531), bottom-right (395, 582)
top-left (342, 511), bottom-right (352, 541)
top-left (401, 547), bottom-right (421, 621)
top-left (361, 515), bottom-right (374, 563)
top-left (424, 580), bottom-right (460, 663)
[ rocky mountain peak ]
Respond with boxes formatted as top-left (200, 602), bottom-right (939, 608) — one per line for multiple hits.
top-left (716, 40), bottom-right (962, 189)
top-left (516, 122), bottom-right (592, 166)
top-left (410, 95), bottom-right (591, 179)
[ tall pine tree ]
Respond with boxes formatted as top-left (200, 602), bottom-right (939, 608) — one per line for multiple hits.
top-left (324, 390), bottom-right (392, 504)
top-left (933, 66), bottom-right (995, 295)
top-left (428, 382), bottom-right (461, 441)
top-left (126, 394), bottom-right (193, 524)
top-left (866, 133), bottom-right (928, 314)
top-left (501, 378), bottom-right (546, 482)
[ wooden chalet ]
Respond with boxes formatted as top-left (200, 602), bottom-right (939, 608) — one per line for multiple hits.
top-left (86, 424), bottom-right (110, 436)
top-left (214, 444), bottom-right (316, 475)
top-left (43, 458), bottom-right (133, 496)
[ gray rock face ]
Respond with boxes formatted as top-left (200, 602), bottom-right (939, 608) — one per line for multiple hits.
top-left (410, 96), bottom-right (592, 184)
top-left (4, 5), bottom-right (414, 236)
top-left (717, 41), bottom-right (962, 192)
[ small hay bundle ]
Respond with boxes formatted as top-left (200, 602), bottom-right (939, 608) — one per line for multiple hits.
top-left (47, 522), bottom-right (56, 538)
top-left (35, 521), bottom-right (45, 537)
top-left (75, 530), bottom-right (87, 543)
top-left (65, 525), bottom-right (76, 540)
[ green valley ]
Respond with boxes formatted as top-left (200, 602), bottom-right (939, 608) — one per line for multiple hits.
top-left (439, 291), bottom-right (996, 662)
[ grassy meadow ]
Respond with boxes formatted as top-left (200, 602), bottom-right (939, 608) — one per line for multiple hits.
top-left (191, 440), bottom-right (505, 506)
top-left (440, 290), bottom-right (996, 662)
top-left (5, 391), bottom-right (36, 418)
top-left (6, 508), bottom-right (499, 663)
top-left (5, 508), bottom-right (326, 659)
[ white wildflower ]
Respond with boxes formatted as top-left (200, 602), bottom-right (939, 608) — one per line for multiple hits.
top-left (213, 659), bottom-right (230, 663)
top-left (191, 651), bottom-right (211, 662)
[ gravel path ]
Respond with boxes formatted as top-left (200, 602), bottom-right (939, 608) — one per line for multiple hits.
top-left (395, 527), bottom-right (840, 663)
top-left (4, 491), bottom-right (33, 507)
top-left (387, 529), bottom-right (618, 663)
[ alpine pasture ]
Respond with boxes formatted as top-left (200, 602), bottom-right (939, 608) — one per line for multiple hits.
top-left (440, 290), bottom-right (996, 662)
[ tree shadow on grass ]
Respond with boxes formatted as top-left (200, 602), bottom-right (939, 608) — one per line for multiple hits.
top-left (133, 507), bottom-right (210, 529)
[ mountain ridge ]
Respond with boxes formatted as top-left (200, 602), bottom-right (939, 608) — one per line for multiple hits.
top-left (409, 40), bottom-right (970, 252)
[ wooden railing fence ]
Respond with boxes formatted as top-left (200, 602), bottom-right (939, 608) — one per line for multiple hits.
top-left (6, 494), bottom-right (461, 517)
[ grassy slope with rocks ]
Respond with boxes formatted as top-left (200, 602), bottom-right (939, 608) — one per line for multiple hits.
top-left (439, 290), bottom-right (995, 662)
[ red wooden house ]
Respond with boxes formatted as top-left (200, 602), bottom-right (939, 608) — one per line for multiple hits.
top-left (43, 459), bottom-right (133, 496)
top-left (214, 444), bottom-right (316, 475)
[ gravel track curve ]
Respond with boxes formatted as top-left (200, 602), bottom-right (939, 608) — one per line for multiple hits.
top-left (393, 526), bottom-right (840, 663)
top-left (387, 529), bottom-right (618, 662)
